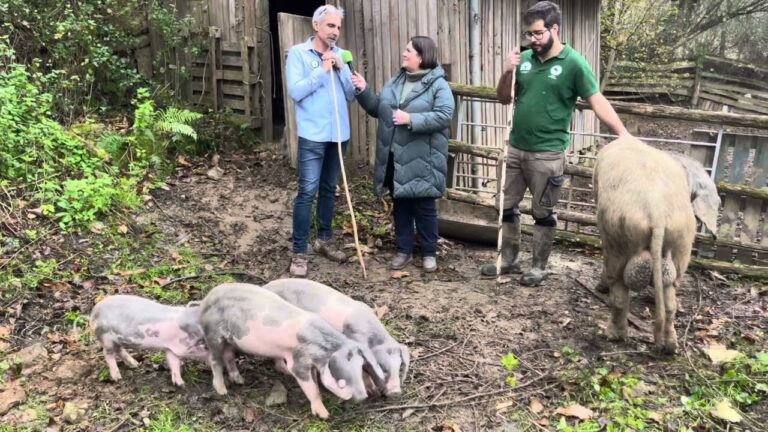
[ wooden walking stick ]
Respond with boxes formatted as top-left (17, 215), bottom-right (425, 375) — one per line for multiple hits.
top-left (495, 62), bottom-right (517, 284)
top-left (329, 59), bottom-right (367, 279)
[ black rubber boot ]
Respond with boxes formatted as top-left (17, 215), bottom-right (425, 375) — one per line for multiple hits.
top-left (480, 222), bottom-right (522, 276)
top-left (520, 225), bottom-right (555, 286)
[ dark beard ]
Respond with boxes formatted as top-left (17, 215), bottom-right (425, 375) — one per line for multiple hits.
top-left (532, 37), bottom-right (554, 56)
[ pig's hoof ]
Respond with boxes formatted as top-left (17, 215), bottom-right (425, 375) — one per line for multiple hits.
top-left (172, 377), bottom-right (186, 387)
top-left (229, 372), bottom-right (245, 385)
top-left (313, 405), bottom-right (330, 419)
top-left (125, 358), bottom-right (139, 368)
top-left (606, 325), bottom-right (627, 341)
top-left (213, 380), bottom-right (228, 395)
top-left (110, 372), bottom-right (122, 381)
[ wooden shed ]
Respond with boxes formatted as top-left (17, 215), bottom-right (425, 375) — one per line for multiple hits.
top-left (174, 0), bottom-right (602, 164)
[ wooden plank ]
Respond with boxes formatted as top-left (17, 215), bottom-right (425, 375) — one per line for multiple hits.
top-left (752, 136), bottom-right (768, 188)
top-left (220, 54), bottom-right (243, 67)
top-left (697, 92), bottom-right (768, 115)
top-left (221, 98), bottom-right (247, 111)
top-left (716, 194), bottom-right (741, 261)
top-left (241, 37), bottom-right (252, 118)
top-left (730, 135), bottom-right (753, 183)
top-left (740, 198), bottom-right (761, 264)
top-left (700, 72), bottom-right (768, 94)
top-left (193, 80), bottom-right (237, 94)
top-left (217, 70), bottom-right (257, 82)
top-left (714, 134), bottom-right (734, 182)
top-left (209, 27), bottom-right (222, 111)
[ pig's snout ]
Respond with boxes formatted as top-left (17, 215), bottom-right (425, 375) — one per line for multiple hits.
top-left (384, 378), bottom-right (402, 395)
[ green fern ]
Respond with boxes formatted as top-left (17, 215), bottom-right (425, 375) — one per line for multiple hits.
top-left (156, 107), bottom-right (202, 140)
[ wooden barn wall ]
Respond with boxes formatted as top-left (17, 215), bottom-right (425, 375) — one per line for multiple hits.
top-left (336, 0), bottom-right (601, 165)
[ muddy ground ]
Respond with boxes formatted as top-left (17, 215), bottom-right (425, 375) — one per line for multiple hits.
top-left (1, 127), bottom-right (767, 431)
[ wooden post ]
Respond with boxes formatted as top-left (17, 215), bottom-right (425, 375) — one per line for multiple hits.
top-left (209, 26), bottom-right (222, 111)
top-left (241, 37), bottom-right (253, 121)
top-left (691, 56), bottom-right (703, 108)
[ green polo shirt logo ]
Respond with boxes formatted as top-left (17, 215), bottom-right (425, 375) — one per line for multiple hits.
top-left (549, 65), bottom-right (562, 79)
top-left (510, 45), bottom-right (599, 152)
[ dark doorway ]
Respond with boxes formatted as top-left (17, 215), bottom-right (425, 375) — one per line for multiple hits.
top-left (269, 0), bottom-right (325, 141)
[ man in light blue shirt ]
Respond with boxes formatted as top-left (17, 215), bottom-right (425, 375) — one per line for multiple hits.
top-left (285, 4), bottom-right (356, 277)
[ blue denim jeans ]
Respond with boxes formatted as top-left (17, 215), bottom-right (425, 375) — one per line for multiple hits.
top-left (393, 197), bottom-right (438, 257)
top-left (292, 137), bottom-right (348, 254)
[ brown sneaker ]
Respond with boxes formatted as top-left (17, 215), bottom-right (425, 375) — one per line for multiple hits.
top-left (313, 239), bottom-right (347, 263)
top-left (289, 253), bottom-right (308, 277)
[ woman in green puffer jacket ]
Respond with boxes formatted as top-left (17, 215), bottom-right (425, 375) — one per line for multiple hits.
top-left (351, 36), bottom-right (455, 273)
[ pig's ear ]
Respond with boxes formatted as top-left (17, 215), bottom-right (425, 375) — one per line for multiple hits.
top-left (399, 344), bottom-right (410, 383)
top-left (360, 348), bottom-right (385, 384)
top-left (675, 154), bottom-right (721, 237)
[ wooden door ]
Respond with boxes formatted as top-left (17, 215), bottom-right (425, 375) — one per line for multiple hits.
top-left (278, 13), bottom-right (314, 168)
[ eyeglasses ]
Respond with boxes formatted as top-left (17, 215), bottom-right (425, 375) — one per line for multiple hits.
top-left (523, 28), bottom-right (550, 40)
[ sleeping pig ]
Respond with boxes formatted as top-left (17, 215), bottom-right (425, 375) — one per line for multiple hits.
top-left (594, 137), bottom-right (720, 354)
top-left (90, 295), bottom-right (209, 386)
top-left (262, 278), bottom-right (410, 396)
top-left (198, 282), bottom-right (385, 419)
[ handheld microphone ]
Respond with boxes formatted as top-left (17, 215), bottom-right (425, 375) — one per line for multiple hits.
top-left (340, 49), bottom-right (355, 74)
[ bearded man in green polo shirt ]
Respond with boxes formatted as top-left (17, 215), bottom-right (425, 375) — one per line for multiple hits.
top-left (480, 1), bottom-right (631, 286)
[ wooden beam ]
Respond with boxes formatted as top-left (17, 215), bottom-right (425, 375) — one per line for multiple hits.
top-left (716, 182), bottom-right (768, 200)
top-left (448, 82), bottom-right (768, 129)
top-left (448, 140), bottom-right (502, 160)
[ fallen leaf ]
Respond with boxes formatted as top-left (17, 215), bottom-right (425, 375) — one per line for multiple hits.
top-left (374, 305), bottom-right (389, 319)
top-left (530, 398), bottom-right (544, 414)
top-left (409, 347), bottom-right (425, 359)
top-left (710, 399), bottom-right (742, 423)
top-left (391, 271), bottom-right (410, 279)
top-left (707, 270), bottom-right (729, 283)
top-left (117, 224), bottom-right (128, 234)
top-left (206, 166), bottom-right (224, 180)
top-left (176, 155), bottom-right (191, 167)
top-left (537, 418), bottom-right (549, 426)
top-left (170, 251), bottom-right (183, 263)
top-left (41, 281), bottom-right (71, 292)
top-left (495, 400), bottom-right (515, 412)
top-left (27, 207), bottom-right (44, 217)
top-left (555, 404), bottom-right (594, 420)
top-left (402, 408), bottom-right (415, 419)
top-left (81, 279), bottom-right (96, 290)
top-left (704, 343), bottom-right (742, 364)
top-left (0, 325), bottom-right (13, 338)
top-left (211, 153), bottom-right (220, 166)
top-left (496, 276), bottom-right (512, 284)
top-left (153, 277), bottom-right (171, 286)
top-left (90, 221), bottom-right (106, 233)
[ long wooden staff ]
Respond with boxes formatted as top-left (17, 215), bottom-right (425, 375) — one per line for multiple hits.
top-left (495, 66), bottom-right (517, 283)
top-left (329, 63), bottom-right (367, 279)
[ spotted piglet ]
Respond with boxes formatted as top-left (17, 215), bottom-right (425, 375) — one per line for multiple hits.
top-left (198, 283), bottom-right (384, 419)
top-left (262, 278), bottom-right (410, 396)
top-left (90, 295), bottom-right (209, 386)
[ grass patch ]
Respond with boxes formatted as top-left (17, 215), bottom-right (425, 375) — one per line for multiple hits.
top-left (506, 345), bottom-right (768, 431)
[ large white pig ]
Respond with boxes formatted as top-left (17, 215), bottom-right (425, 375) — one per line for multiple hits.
top-left (262, 278), bottom-right (410, 396)
top-left (90, 295), bottom-right (209, 386)
top-left (198, 283), bottom-right (384, 419)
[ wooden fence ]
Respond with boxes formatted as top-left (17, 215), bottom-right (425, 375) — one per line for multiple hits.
top-left (444, 83), bottom-right (768, 273)
top-left (604, 56), bottom-right (768, 115)
top-left (140, 0), bottom-right (273, 143)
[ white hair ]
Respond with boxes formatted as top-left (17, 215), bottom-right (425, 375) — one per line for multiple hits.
top-left (313, 5), bottom-right (344, 24)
